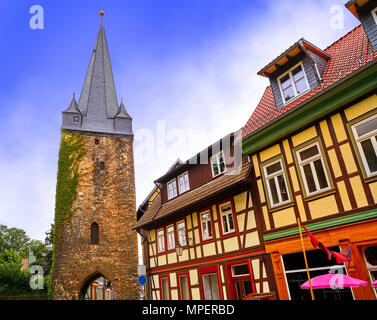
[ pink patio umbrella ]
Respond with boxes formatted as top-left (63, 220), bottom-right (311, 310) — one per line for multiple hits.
top-left (301, 274), bottom-right (368, 290)
top-left (372, 280), bottom-right (377, 288)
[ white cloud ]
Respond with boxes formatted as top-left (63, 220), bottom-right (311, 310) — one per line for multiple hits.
top-left (122, 0), bottom-right (359, 205)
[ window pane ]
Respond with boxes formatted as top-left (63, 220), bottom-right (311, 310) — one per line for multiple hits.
top-left (283, 86), bottom-right (295, 102)
top-left (212, 162), bottom-right (219, 176)
top-left (314, 159), bottom-right (328, 190)
top-left (277, 174), bottom-right (289, 201)
top-left (356, 117), bottom-right (377, 137)
top-left (222, 215), bottom-right (229, 233)
top-left (243, 281), bottom-right (252, 296)
top-left (219, 153), bottom-right (226, 173)
top-left (232, 264), bottom-right (249, 276)
top-left (281, 74), bottom-right (291, 90)
top-left (294, 77), bottom-right (308, 94)
top-left (361, 139), bottom-right (377, 173)
top-left (161, 278), bottom-right (169, 300)
top-left (268, 178), bottom-right (280, 204)
top-left (365, 246), bottom-right (377, 267)
top-left (303, 164), bottom-right (317, 193)
top-left (300, 145), bottom-right (319, 161)
top-left (228, 214), bottom-right (234, 231)
top-left (292, 66), bottom-right (304, 82)
top-left (221, 204), bottom-right (232, 213)
top-left (202, 213), bottom-right (210, 220)
top-left (179, 276), bottom-right (190, 300)
top-left (266, 161), bottom-right (282, 175)
top-left (207, 222), bottom-right (213, 238)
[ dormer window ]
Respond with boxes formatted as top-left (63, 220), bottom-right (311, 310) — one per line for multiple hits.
top-left (167, 179), bottom-right (178, 200)
top-left (211, 151), bottom-right (226, 177)
top-left (278, 62), bottom-right (309, 105)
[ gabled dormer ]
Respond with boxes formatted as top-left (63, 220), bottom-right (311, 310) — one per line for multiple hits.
top-left (346, 0), bottom-right (377, 52)
top-left (257, 39), bottom-right (331, 111)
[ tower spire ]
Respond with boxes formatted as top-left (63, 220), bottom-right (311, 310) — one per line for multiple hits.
top-left (62, 13), bottom-right (132, 136)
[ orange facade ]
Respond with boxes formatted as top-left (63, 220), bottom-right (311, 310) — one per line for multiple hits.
top-left (265, 219), bottom-right (377, 300)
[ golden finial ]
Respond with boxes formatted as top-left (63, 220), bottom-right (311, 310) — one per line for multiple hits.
top-left (100, 11), bottom-right (105, 25)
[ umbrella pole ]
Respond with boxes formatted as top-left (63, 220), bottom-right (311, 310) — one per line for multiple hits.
top-left (297, 218), bottom-right (315, 300)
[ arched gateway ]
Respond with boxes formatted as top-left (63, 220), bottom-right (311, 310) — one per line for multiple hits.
top-left (51, 13), bottom-right (138, 300)
top-left (80, 273), bottom-right (115, 300)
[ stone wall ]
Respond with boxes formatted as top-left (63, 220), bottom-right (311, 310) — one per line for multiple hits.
top-left (52, 131), bottom-right (138, 300)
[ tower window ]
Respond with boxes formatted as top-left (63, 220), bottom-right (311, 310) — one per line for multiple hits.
top-left (73, 115), bottom-right (80, 123)
top-left (91, 222), bottom-right (99, 245)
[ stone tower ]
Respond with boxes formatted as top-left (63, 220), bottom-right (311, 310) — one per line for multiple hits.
top-left (52, 16), bottom-right (138, 300)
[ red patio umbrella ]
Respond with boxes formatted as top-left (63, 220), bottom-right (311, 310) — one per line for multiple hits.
top-left (301, 273), bottom-right (368, 290)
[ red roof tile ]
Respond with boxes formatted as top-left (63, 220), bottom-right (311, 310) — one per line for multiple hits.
top-left (242, 24), bottom-right (377, 140)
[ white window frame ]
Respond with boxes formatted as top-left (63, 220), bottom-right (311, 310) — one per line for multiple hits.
top-left (200, 211), bottom-right (213, 241)
top-left (167, 178), bottom-right (178, 200)
top-left (219, 202), bottom-right (235, 235)
top-left (157, 229), bottom-right (165, 253)
top-left (166, 225), bottom-right (175, 251)
top-left (176, 220), bottom-right (187, 246)
top-left (263, 159), bottom-right (291, 208)
top-left (296, 141), bottom-right (331, 197)
top-left (178, 171), bottom-right (190, 194)
top-left (231, 263), bottom-right (250, 277)
top-left (372, 7), bottom-right (377, 25)
top-left (211, 151), bottom-right (226, 177)
top-left (277, 61), bottom-right (310, 106)
top-left (351, 113), bottom-right (377, 178)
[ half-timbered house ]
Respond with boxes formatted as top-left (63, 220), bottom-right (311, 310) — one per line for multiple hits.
top-left (240, 0), bottom-right (377, 300)
top-left (133, 134), bottom-right (277, 300)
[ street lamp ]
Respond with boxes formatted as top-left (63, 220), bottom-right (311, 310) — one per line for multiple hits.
top-left (175, 243), bottom-right (183, 257)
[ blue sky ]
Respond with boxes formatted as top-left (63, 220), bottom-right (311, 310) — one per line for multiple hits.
top-left (0, 0), bottom-right (360, 241)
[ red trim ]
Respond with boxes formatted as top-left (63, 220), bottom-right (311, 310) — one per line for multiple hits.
top-left (150, 248), bottom-right (265, 273)
top-left (225, 259), bottom-right (255, 300)
top-left (159, 275), bottom-right (171, 300)
top-left (199, 265), bottom-right (223, 300)
top-left (198, 207), bottom-right (215, 243)
top-left (176, 272), bottom-right (192, 300)
top-left (217, 198), bottom-right (238, 238)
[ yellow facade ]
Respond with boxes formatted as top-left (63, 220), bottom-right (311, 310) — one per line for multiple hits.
top-left (250, 97), bottom-right (376, 230)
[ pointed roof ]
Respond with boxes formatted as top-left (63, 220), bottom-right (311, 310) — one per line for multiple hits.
top-left (115, 98), bottom-right (131, 118)
top-left (63, 93), bottom-right (80, 113)
top-left (78, 22), bottom-right (119, 119)
top-left (62, 16), bottom-right (133, 136)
